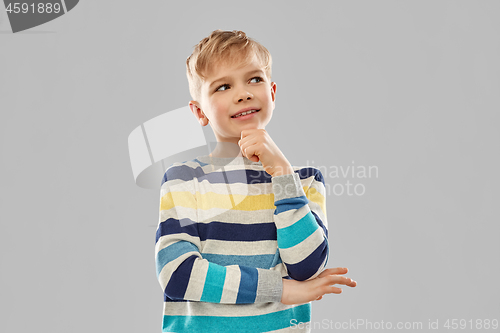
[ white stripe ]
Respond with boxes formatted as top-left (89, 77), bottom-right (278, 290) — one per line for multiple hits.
top-left (155, 233), bottom-right (201, 256)
top-left (278, 228), bottom-right (325, 265)
top-left (273, 262), bottom-right (288, 277)
top-left (197, 207), bottom-right (274, 224)
top-left (275, 204), bottom-right (310, 229)
top-left (161, 177), bottom-right (195, 194)
top-left (159, 205), bottom-right (197, 226)
top-left (200, 239), bottom-right (277, 255)
top-left (219, 265), bottom-right (241, 303)
top-left (308, 176), bottom-right (326, 196)
top-left (197, 177), bottom-right (274, 195)
top-left (183, 259), bottom-right (209, 301)
top-left (163, 299), bottom-right (308, 317)
top-left (157, 253), bottom-right (198, 291)
top-left (307, 200), bottom-right (328, 230)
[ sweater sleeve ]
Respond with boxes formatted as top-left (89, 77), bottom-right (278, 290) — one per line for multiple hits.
top-left (271, 167), bottom-right (329, 281)
top-left (155, 164), bottom-right (283, 304)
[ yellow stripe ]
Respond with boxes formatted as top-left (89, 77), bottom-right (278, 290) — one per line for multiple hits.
top-left (160, 186), bottom-right (326, 216)
top-left (196, 192), bottom-right (275, 211)
top-left (160, 191), bottom-right (197, 211)
top-left (306, 186), bottom-right (327, 219)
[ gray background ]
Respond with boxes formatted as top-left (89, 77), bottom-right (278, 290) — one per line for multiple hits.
top-left (1, 1), bottom-right (499, 332)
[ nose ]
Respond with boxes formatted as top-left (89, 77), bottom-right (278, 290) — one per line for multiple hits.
top-left (235, 89), bottom-right (253, 103)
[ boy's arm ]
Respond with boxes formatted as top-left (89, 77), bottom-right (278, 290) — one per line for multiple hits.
top-left (271, 167), bottom-right (329, 281)
top-left (155, 165), bottom-right (283, 304)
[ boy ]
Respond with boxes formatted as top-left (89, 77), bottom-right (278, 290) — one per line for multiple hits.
top-left (155, 29), bottom-right (356, 333)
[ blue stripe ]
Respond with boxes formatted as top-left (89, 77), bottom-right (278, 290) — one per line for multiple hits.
top-left (165, 255), bottom-right (196, 300)
top-left (161, 164), bottom-right (197, 186)
top-left (236, 266), bottom-right (258, 303)
top-left (156, 241), bottom-right (199, 277)
top-left (156, 218), bottom-right (198, 243)
top-left (200, 262), bottom-right (226, 303)
top-left (297, 167), bottom-right (325, 187)
top-left (157, 220), bottom-right (277, 243)
top-left (198, 222), bottom-right (277, 242)
top-left (162, 303), bottom-right (311, 332)
top-left (164, 294), bottom-right (188, 302)
top-left (276, 212), bottom-right (319, 249)
top-left (202, 253), bottom-right (276, 269)
top-left (270, 248), bottom-right (283, 267)
top-left (310, 210), bottom-right (328, 238)
top-left (285, 238), bottom-right (329, 280)
top-left (274, 195), bottom-right (309, 214)
top-left (162, 162), bottom-right (323, 188)
top-left (325, 240), bottom-right (330, 267)
top-left (196, 168), bottom-right (272, 186)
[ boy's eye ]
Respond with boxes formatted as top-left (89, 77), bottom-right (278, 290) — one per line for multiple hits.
top-left (216, 84), bottom-right (230, 92)
top-left (250, 76), bottom-right (263, 83)
top-left (215, 77), bottom-right (264, 92)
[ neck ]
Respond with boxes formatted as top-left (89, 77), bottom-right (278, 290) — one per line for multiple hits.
top-left (209, 141), bottom-right (243, 158)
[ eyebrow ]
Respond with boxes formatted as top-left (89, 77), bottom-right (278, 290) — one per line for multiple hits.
top-left (208, 69), bottom-right (265, 90)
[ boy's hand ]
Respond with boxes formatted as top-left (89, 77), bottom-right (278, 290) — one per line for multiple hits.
top-left (281, 267), bottom-right (357, 305)
top-left (238, 129), bottom-right (293, 177)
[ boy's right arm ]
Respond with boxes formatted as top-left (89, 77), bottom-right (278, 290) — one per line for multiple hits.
top-left (155, 165), bottom-right (283, 304)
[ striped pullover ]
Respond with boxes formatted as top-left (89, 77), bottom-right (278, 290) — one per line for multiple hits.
top-left (155, 154), bottom-right (329, 333)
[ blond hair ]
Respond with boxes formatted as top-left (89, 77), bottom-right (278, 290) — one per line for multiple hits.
top-left (186, 29), bottom-right (272, 103)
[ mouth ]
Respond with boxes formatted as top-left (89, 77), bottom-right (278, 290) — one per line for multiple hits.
top-left (231, 109), bottom-right (260, 118)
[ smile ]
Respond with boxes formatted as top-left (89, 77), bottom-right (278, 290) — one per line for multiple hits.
top-left (231, 109), bottom-right (260, 119)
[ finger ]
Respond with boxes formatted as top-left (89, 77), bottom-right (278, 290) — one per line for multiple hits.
top-left (239, 141), bottom-right (256, 159)
top-left (238, 142), bottom-right (250, 158)
top-left (317, 267), bottom-right (348, 278)
top-left (240, 129), bottom-right (250, 140)
top-left (326, 275), bottom-right (357, 287)
top-left (323, 286), bottom-right (343, 294)
top-left (243, 146), bottom-right (255, 160)
top-left (239, 134), bottom-right (259, 147)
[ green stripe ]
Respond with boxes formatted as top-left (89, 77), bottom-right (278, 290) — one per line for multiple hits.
top-left (200, 262), bottom-right (226, 303)
top-left (277, 212), bottom-right (319, 249)
top-left (163, 303), bottom-right (310, 332)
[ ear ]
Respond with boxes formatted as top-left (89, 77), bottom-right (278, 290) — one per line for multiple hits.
top-left (270, 82), bottom-right (277, 103)
top-left (189, 102), bottom-right (208, 125)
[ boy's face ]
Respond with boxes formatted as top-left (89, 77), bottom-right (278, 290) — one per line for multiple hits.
top-left (189, 53), bottom-right (276, 147)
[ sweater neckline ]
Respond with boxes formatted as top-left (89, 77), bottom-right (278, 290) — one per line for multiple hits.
top-left (195, 154), bottom-right (262, 167)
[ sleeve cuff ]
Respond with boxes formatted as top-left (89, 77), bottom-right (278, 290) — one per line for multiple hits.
top-left (255, 268), bottom-right (283, 303)
top-left (271, 172), bottom-right (306, 202)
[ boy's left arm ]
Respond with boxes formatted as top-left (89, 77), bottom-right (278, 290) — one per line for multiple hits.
top-left (271, 167), bottom-right (329, 281)
top-left (238, 129), bottom-right (329, 281)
